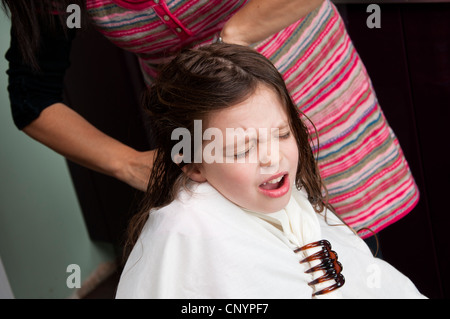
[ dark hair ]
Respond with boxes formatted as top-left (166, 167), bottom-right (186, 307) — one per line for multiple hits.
top-left (123, 43), bottom-right (333, 259)
top-left (1, 0), bottom-right (87, 69)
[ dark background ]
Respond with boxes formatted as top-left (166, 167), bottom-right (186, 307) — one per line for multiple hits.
top-left (335, 1), bottom-right (450, 299)
top-left (63, 1), bottom-right (450, 298)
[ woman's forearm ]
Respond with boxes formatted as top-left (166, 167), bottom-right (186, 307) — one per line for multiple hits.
top-left (22, 102), bottom-right (153, 191)
top-left (221, 0), bottom-right (324, 45)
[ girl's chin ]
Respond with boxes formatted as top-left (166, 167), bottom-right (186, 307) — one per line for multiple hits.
top-left (248, 192), bottom-right (292, 214)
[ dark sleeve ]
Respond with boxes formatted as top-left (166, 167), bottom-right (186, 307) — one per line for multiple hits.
top-left (5, 18), bottom-right (77, 130)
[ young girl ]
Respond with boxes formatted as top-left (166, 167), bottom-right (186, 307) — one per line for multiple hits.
top-left (115, 44), bottom-right (424, 299)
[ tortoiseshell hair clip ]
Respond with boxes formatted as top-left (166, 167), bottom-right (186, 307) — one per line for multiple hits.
top-left (294, 240), bottom-right (345, 296)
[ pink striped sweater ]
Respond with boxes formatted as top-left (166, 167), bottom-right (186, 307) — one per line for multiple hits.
top-left (85, 0), bottom-right (419, 237)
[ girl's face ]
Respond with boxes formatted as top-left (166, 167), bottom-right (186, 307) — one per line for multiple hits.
top-left (194, 85), bottom-right (299, 213)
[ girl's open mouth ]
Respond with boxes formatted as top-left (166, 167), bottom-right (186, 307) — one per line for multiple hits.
top-left (258, 173), bottom-right (290, 198)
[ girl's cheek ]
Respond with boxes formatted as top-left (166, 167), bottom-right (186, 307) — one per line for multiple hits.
top-left (223, 163), bottom-right (252, 182)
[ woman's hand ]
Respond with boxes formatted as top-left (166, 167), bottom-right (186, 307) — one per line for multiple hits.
top-left (115, 149), bottom-right (156, 192)
top-left (23, 102), bottom-right (156, 192)
top-left (220, 0), bottom-right (324, 46)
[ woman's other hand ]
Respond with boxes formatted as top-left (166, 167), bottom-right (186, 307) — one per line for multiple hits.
top-left (220, 0), bottom-right (324, 46)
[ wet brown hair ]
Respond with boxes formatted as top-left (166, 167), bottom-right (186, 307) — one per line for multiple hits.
top-left (124, 43), bottom-right (333, 259)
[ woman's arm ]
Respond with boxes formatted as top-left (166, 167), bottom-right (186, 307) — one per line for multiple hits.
top-left (6, 14), bottom-right (152, 192)
top-left (23, 103), bottom-right (154, 191)
top-left (221, 0), bottom-right (324, 45)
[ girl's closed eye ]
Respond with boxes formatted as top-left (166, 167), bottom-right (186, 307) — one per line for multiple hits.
top-left (233, 130), bottom-right (290, 159)
top-left (234, 142), bottom-right (256, 159)
top-left (278, 131), bottom-right (291, 140)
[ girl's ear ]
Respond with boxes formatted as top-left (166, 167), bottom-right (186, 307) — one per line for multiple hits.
top-left (181, 164), bottom-right (207, 183)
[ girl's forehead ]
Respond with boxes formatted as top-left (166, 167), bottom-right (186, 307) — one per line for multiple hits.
top-left (205, 86), bottom-right (289, 130)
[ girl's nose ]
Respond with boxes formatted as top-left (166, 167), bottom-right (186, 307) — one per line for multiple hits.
top-left (259, 138), bottom-right (281, 174)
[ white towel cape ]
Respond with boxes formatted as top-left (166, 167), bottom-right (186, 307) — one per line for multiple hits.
top-left (115, 182), bottom-right (425, 299)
